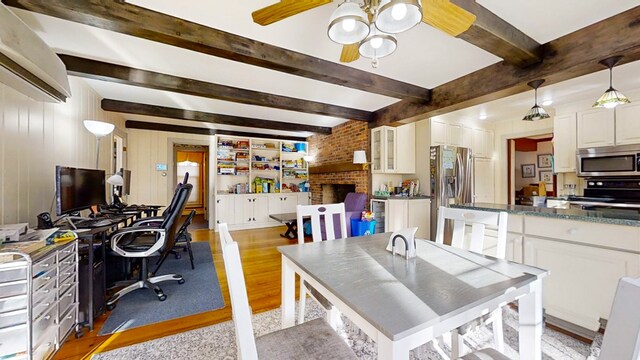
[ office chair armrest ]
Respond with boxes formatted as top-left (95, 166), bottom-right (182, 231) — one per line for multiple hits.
top-left (131, 216), bottom-right (164, 227)
top-left (111, 227), bottom-right (166, 258)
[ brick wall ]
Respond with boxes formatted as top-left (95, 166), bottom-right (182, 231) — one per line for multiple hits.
top-left (307, 121), bottom-right (370, 205)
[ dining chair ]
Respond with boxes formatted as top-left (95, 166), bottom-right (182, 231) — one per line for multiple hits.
top-left (435, 206), bottom-right (509, 358)
top-left (296, 203), bottom-right (347, 327)
top-left (218, 223), bottom-right (357, 360)
top-left (461, 276), bottom-right (640, 360)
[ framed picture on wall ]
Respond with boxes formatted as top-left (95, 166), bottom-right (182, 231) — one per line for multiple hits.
top-left (521, 164), bottom-right (536, 178)
top-left (538, 154), bottom-right (553, 168)
top-left (540, 170), bottom-right (553, 184)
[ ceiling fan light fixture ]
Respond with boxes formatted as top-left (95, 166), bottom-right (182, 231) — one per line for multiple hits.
top-left (359, 23), bottom-right (397, 59)
top-left (522, 79), bottom-right (551, 121)
top-left (376, 0), bottom-right (423, 34)
top-left (593, 56), bottom-right (630, 109)
top-left (328, 1), bottom-right (370, 45)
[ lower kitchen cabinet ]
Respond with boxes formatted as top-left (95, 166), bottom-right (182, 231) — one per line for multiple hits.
top-left (215, 193), bottom-right (311, 230)
top-left (382, 199), bottom-right (431, 239)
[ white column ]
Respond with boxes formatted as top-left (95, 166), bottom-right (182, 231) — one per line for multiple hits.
top-left (518, 279), bottom-right (544, 360)
top-left (281, 255), bottom-right (296, 329)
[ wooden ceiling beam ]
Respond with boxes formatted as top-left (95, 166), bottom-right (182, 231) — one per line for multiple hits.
top-left (125, 120), bottom-right (308, 142)
top-left (372, 6), bottom-right (640, 127)
top-left (4, 0), bottom-right (431, 101)
top-left (449, 0), bottom-right (543, 68)
top-left (60, 55), bottom-right (372, 122)
top-left (102, 99), bottom-right (332, 135)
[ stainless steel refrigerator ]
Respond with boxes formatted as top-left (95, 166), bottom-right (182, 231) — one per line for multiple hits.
top-left (429, 145), bottom-right (473, 241)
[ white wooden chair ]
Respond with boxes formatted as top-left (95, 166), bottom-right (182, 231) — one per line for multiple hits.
top-left (296, 203), bottom-right (347, 326)
top-left (435, 206), bottom-right (509, 358)
top-left (461, 276), bottom-right (640, 360)
top-left (218, 223), bottom-right (357, 360)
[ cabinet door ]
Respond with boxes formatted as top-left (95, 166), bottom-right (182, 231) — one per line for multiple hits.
top-left (524, 236), bottom-right (640, 331)
top-left (371, 128), bottom-right (383, 173)
top-left (216, 195), bottom-right (236, 225)
top-left (431, 120), bottom-right (447, 146)
top-left (553, 114), bottom-right (577, 172)
top-left (242, 196), bottom-right (255, 223)
top-left (447, 124), bottom-right (462, 146)
top-left (297, 193), bottom-right (311, 205)
top-left (385, 127), bottom-right (397, 172)
top-left (253, 196), bottom-right (270, 223)
top-left (267, 195), bottom-right (281, 222)
top-left (396, 123), bottom-right (416, 174)
top-left (386, 200), bottom-right (407, 232)
top-left (462, 127), bottom-right (475, 153)
top-left (407, 199), bottom-right (430, 239)
top-left (615, 103), bottom-right (640, 145)
top-left (482, 130), bottom-right (494, 158)
top-left (471, 128), bottom-right (484, 157)
top-left (473, 158), bottom-right (494, 203)
top-left (280, 195), bottom-right (297, 213)
top-left (577, 108), bottom-right (615, 148)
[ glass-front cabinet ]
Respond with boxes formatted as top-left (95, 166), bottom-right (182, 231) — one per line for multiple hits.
top-left (371, 126), bottom-right (396, 173)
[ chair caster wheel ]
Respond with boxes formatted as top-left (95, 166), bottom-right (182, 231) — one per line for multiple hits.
top-left (158, 294), bottom-right (167, 301)
top-left (178, 279), bottom-right (185, 285)
top-left (175, 254), bottom-right (181, 259)
top-left (106, 303), bottom-right (117, 311)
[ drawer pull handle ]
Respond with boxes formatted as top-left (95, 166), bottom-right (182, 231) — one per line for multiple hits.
top-left (63, 272), bottom-right (72, 276)
top-left (46, 342), bottom-right (53, 347)
top-left (568, 228), bottom-right (578, 235)
top-left (62, 261), bottom-right (72, 265)
top-left (44, 315), bottom-right (51, 320)
top-left (66, 293), bottom-right (73, 297)
top-left (42, 302), bottom-right (51, 307)
top-left (42, 289), bottom-right (50, 293)
top-left (41, 263), bottom-right (50, 268)
top-left (66, 315), bottom-right (73, 319)
top-left (62, 283), bottom-right (72, 287)
top-left (42, 276), bottom-right (52, 281)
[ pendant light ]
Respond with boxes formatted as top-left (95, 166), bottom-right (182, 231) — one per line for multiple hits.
top-left (593, 56), bottom-right (630, 109)
top-left (359, 23), bottom-right (397, 68)
top-left (522, 79), bottom-right (551, 121)
top-left (327, 0), bottom-right (370, 45)
top-left (376, 0), bottom-right (423, 34)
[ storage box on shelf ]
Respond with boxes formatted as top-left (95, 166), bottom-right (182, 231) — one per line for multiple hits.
top-left (214, 135), bottom-right (311, 231)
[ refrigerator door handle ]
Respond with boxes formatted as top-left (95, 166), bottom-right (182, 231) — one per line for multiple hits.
top-left (456, 153), bottom-right (464, 199)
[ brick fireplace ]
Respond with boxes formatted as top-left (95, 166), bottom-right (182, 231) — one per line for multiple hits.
top-left (307, 121), bottom-right (370, 206)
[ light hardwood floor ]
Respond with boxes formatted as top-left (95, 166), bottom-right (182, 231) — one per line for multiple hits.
top-left (54, 226), bottom-right (297, 360)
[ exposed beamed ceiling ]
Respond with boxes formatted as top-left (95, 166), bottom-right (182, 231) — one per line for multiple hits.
top-left (3, 0), bottom-right (640, 137)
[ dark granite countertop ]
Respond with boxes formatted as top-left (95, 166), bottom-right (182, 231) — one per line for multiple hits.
top-left (372, 195), bottom-right (432, 200)
top-left (452, 203), bottom-right (640, 227)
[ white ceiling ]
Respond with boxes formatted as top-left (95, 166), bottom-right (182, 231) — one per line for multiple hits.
top-left (11, 1), bottom-right (640, 136)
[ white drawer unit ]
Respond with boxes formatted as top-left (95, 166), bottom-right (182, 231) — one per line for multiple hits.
top-left (0, 238), bottom-right (79, 360)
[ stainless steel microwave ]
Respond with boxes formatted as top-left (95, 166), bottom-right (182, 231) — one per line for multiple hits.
top-left (577, 144), bottom-right (640, 177)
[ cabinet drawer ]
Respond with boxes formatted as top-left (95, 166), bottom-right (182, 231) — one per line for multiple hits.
top-left (33, 254), bottom-right (57, 277)
top-left (58, 243), bottom-right (76, 258)
top-left (33, 328), bottom-right (56, 360)
top-left (58, 251), bottom-right (76, 268)
top-left (0, 294), bottom-right (27, 315)
top-left (33, 292), bottom-right (57, 320)
top-left (58, 285), bottom-right (76, 312)
top-left (58, 273), bottom-right (76, 296)
top-left (0, 280), bottom-right (27, 299)
top-left (0, 323), bottom-right (27, 358)
top-left (0, 309), bottom-right (27, 329)
top-left (58, 305), bottom-right (77, 342)
top-left (33, 305), bottom-right (56, 344)
top-left (0, 264), bottom-right (27, 284)
top-left (524, 216), bottom-right (640, 252)
top-left (507, 214), bottom-right (523, 233)
top-left (33, 277), bottom-right (57, 304)
top-left (58, 263), bottom-right (76, 285)
top-left (33, 268), bottom-right (57, 291)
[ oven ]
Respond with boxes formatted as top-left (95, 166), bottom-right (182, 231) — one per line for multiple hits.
top-left (568, 178), bottom-right (640, 216)
top-left (577, 144), bottom-right (640, 177)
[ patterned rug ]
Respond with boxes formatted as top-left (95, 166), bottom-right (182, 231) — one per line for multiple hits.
top-left (93, 301), bottom-right (602, 359)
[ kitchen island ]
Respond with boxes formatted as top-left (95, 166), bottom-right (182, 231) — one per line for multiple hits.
top-left (452, 202), bottom-right (640, 339)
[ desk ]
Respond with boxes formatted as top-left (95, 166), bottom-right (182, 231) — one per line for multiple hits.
top-left (269, 212), bottom-right (299, 240)
top-left (279, 233), bottom-right (548, 360)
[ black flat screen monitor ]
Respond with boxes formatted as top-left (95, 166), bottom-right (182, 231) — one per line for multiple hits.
top-left (55, 166), bottom-right (106, 216)
top-left (120, 169), bottom-right (132, 196)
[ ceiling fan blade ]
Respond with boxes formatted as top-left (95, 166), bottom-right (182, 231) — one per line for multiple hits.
top-left (421, 0), bottom-right (476, 37)
top-left (252, 0), bottom-right (333, 26)
top-left (340, 43), bottom-right (360, 63)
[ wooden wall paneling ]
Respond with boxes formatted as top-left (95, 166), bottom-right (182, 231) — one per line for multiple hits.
top-left (3, 88), bottom-right (20, 224)
top-left (27, 101), bottom-right (44, 223)
top-left (0, 86), bottom-right (4, 223)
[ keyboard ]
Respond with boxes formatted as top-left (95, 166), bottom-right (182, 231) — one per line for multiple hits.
top-left (73, 218), bottom-right (113, 228)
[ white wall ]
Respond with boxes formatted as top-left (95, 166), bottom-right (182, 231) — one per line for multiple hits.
top-left (0, 77), bottom-right (125, 226)
top-left (402, 119), bottom-right (430, 195)
top-left (514, 141), bottom-right (553, 189)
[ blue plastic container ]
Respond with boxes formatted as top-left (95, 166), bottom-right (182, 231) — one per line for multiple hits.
top-left (351, 219), bottom-right (376, 236)
top-left (294, 143), bottom-right (306, 152)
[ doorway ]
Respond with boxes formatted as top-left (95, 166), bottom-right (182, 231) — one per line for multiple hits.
top-left (174, 145), bottom-right (209, 225)
top-left (507, 134), bottom-right (556, 204)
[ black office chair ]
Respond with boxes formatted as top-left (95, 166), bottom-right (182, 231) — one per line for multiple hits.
top-left (106, 183), bottom-right (192, 309)
top-left (130, 172), bottom-right (190, 227)
top-left (168, 209), bottom-right (196, 270)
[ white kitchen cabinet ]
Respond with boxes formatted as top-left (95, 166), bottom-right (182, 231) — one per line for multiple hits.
top-left (448, 124), bottom-right (462, 146)
top-left (431, 120), bottom-right (448, 146)
top-left (371, 124), bottom-right (415, 174)
top-left (577, 108), bottom-right (615, 148)
top-left (435, 121), bottom-right (493, 157)
top-left (407, 199), bottom-right (430, 238)
top-left (553, 114), bottom-right (577, 172)
top-left (473, 158), bottom-right (494, 203)
top-left (615, 102), bottom-right (640, 145)
top-left (268, 194), bottom-right (298, 215)
top-left (297, 192), bottom-right (311, 205)
top-left (242, 194), bottom-right (269, 224)
top-left (216, 194), bottom-right (239, 226)
top-left (386, 200), bottom-right (407, 232)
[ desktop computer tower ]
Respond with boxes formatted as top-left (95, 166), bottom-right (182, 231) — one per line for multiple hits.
top-left (78, 244), bottom-right (105, 323)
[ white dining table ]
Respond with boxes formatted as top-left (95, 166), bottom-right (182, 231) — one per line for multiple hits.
top-left (278, 232), bottom-right (549, 360)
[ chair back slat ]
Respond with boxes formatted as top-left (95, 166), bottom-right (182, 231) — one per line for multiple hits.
top-left (435, 206), bottom-right (508, 259)
top-left (296, 203), bottom-right (347, 244)
top-left (218, 223), bottom-right (258, 360)
top-left (599, 277), bottom-right (640, 360)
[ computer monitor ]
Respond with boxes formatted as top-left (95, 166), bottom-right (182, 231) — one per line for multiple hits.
top-left (120, 168), bottom-right (132, 196)
top-left (55, 166), bottom-right (106, 216)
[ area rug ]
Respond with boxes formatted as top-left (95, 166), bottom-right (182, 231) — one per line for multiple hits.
top-left (93, 300), bottom-right (602, 359)
top-left (98, 242), bottom-right (224, 335)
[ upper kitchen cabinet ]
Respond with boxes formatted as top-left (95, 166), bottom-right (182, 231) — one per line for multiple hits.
top-left (577, 108), bottom-right (615, 148)
top-left (371, 123), bottom-right (415, 174)
top-left (431, 120), bottom-right (462, 146)
top-left (553, 114), bottom-right (577, 172)
top-left (455, 123), bottom-right (495, 158)
top-left (615, 103), bottom-right (640, 145)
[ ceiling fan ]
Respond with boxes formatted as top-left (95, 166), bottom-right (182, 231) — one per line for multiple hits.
top-left (252, 0), bottom-right (477, 65)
